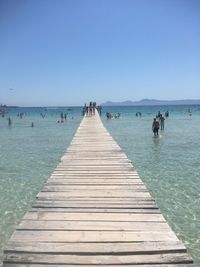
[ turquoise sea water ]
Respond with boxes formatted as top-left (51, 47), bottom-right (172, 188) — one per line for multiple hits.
top-left (0, 105), bottom-right (200, 265)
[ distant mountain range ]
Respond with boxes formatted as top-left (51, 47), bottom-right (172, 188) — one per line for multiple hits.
top-left (101, 99), bottom-right (200, 106)
top-left (0, 104), bottom-right (18, 108)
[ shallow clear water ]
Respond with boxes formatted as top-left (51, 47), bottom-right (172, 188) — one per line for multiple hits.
top-left (0, 105), bottom-right (199, 265)
top-left (0, 107), bottom-right (82, 264)
top-left (102, 105), bottom-right (200, 266)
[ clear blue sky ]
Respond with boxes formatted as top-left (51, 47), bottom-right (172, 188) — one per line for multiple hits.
top-left (0, 0), bottom-right (199, 106)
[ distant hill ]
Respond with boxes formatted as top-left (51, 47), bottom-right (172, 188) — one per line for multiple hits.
top-left (0, 104), bottom-right (18, 108)
top-left (101, 99), bottom-right (200, 106)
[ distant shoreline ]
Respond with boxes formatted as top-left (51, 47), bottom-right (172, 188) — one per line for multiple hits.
top-left (102, 99), bottom-right (200, 106)
top-left (1, 101), bottom-right (200, 109)
top-left (102, 103), bottom-right (200, 107)
top-left (1, 104), bottom-right (200, 108)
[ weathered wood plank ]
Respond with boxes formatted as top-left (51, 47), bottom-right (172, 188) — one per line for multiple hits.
top-left (32, 204), bottom-right (158, 212)
top-left (55, 168), bottom-right (134, 172)
top-left (51, 174), bottom-right (139, 177)
top-left (5, 241), bottom-right (186, 254)
top-left (23, 211), bottom-right (165, 221)
top-left (59, 160), bottom-right (132, 164)
top-left (46, 180), bottom-right (143, 185)
top-left (11, 230), bottom-right (178, 242)
top-left (50, 176), bottom-right (136, 181)
top-left (17, 220), bottom-right (171, 231)
top-left (37, 196), bottom-right (154, 203)
top-left (4, 252), bottom-right (193, 265)
top-left (42, 185), bottom-right (147, 190)
top-left (37, 191), bottom-right (152, 198)
top-left (3, 264), bottom-right (196, 267)
top-left (30, 208), bottom-right (160, 214)
top-left (35, 197), bottom-right (155, 202)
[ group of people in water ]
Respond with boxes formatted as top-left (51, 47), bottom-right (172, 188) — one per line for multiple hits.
top-left (2, 110), bottom-right (74, 127)
top-left (106, 112), bottom-right (121, 119)
top-left (5, 114), bottom-right (34, 127)
top-left (152, 111), bottom-right (169, 137)
top-left (2, 105), bottom-right (194, 139)
top-left (135, 112), bottom-right (142, 117)
top-left (57, 112), bottom-right (68, 123)
top-left (104, 108), bottom-right (169, 137)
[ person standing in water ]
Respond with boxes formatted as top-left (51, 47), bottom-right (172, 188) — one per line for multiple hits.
top-left (165, 111), bottom-right (169, 117)
top-left (8, 117), bottom-right (12, 126)
top-left (152, 118), bottom-right (160, 137)
top-left (160, 115), bottom-right (165, 130)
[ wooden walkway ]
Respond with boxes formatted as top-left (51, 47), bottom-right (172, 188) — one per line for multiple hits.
top-left (3, 111), bottom-right (195, 266)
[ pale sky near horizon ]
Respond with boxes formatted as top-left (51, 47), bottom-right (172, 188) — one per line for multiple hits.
top-left (0, 0), bottom-right (199, 106)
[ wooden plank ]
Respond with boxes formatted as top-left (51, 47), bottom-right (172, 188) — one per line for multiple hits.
top-left (34, 199), bottom-right (155, 204)
top-left (23, 211), bottom-right (165, 221)
top-left (58, 163), bottom-right (133, 166)
top-left (42, 185), bottom-right (147, 191)
top-left (61, 156), bottom-right (128, 159)
top-left (34, 198), bottom-right (154, 203)
top-left (35, 197), bottom-right (155, 202)
top-left (33, 203), bottom-right (156, 207)
top-left (49, 174), bottom-right (140, 177)
top-left (30, 208), bottom-right (160, 214)
top-left (32, 203), bottom-right (158, 209)
top-left (4, 252), bottom-right (193, 265)
top-left (3, 264), bottom-right (196, 267)
top-left (10, 230), bottom-right (178, 242)
top-left (60, 156), bottom-right (131, 159)
top-left (46, 180), bottom-right (144, 185)
top-left (48, 175), bottom-right (140, 179)
top-left (52, 170), bottom-right (135, 173)
top-left (5, 241), bottom-right (186, 254)
top-left (50, 174), bottom-right (140, 178)
top-left (54, 168), bottom-right (135, 172)
top-left (37, 193), bottom-right (150, 199)
top-left (17, 220), bottom-right (171, 231)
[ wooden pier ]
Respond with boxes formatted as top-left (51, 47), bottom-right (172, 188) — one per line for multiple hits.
top-left (3, 111), bottom-right (195, 266)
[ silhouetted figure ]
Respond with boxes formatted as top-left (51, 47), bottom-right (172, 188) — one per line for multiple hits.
top-left (97, 106), bottom-right (102, 116)
top-left (89, 102), bottom-right (93, 116)
top-left (82, 104), bottom-right (87, 116)
top-left (40, 113), bottom-right (46, 118)
top-left (152, 118), bottom-right (159, 137)
top-left (160, 115), bottom-right (165, 130)
top-left (157, 111), bottom-right (161, 118)
top-left (8, 117), bottom-right (12, 126)
top-left (115, 113), bottom-right (120, 119)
